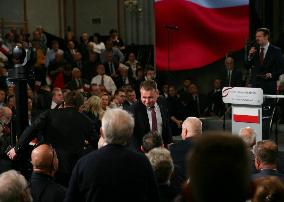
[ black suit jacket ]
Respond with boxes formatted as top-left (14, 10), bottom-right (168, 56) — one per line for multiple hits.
top-left (64, 144), bottom-right (160, 202)
top-left (248, 44), bottom-right (283, 94)
top-left (129, 96), bottom-right (173, 149)
top-left (103, 61), bottom-right (119, 77)
top-left (252, 169), bottom-right (284, 184)
top-left (169, 137), bottom-right (195, 177)
top-left (15, 108), bottom-right (98, 185)
top-left (30, 172), bottom-right (66, 202)
top-left (188, 94), bottom-right (208, 117)
top-left (206, 89), bottom-right (225, 117)
top-left (64, 78), bottom-right (89, 91)
top-left (221, 68), bottom-right (243, 87)
top-left (115, 76), bottom-right (135, 89)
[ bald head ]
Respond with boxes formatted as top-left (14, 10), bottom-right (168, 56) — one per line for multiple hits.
top-left (31, 144), bottom-right (58, 176)
top-left (239, 127), bottom-right (256, 148)
top-left (181, 117), bottom-right (202, 140)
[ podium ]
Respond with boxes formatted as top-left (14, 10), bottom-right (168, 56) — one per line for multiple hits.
top-left (222, 87), bottom-right (264, 141)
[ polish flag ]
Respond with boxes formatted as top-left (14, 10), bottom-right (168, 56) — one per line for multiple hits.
top-left (154, 0), bottom-right (249, 71)
top-left (233, 107), bottom-right (260, 124)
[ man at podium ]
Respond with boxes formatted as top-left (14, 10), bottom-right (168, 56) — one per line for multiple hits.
top-left (247, 28), bottom-right (284, 139)
top-left (247, 28), bottom-right (283, 95)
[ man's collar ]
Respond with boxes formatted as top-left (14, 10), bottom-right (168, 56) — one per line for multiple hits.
top-left (262, 42), bottom-right (270, 50)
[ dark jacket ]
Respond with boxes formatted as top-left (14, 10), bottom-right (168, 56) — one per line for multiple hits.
top-left (30, 172), bottom-right (66, 202)
top-left (15, 108), bottom-right (98, 185)
top-left (64, 144), bottom-right (160, 202)
top-left (129, 96), bottom-right (173, 149)
top-left (248, 44), bottom-right (284, 94)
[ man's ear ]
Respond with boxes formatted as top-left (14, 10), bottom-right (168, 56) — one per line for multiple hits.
top-left (100, 127), bottom-right (104, 138)
top-left (255, 158), bottom-right (261, 170)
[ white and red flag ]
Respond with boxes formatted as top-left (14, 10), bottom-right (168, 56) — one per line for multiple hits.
top-left (154, 0), bottom-right (249, 71)
top-left (233, 107), bottom-right (260, 124)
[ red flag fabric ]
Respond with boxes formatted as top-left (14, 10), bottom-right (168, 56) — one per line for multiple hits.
top-left (233, 107), bottom-right (259, 124)
top-left (154, 0), bottom-right (249, 71)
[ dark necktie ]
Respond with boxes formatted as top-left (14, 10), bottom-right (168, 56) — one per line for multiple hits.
top-left (151, 107), bottom-right (158, 132)
top-left (228, 70), bottom-right (232, 87)
top-left (259, 47), bottom-right (264, 65)
top-left (194, 95), bottom-right (200, 117)
top-left (109, 63), bottom-right (114, 74)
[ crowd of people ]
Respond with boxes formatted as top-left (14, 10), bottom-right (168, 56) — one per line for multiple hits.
top-left (0, 26), bottom-right (284, 202)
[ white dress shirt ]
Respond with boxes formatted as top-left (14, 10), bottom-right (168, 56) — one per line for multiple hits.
top-left (261, 42), bottom-right (269, 59)
top-left (146, 103), bottom-right (163, 136)
top-left (91, 74), bottom-right (117, 95)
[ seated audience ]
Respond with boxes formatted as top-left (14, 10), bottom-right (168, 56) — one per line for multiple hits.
top-left (100, 38), bottom-right (124, 64)
top-left (125, 88), bottom-right (137, 106)
top-left (125, 52), bottom-right (141, 79)
top-left (65, 67), bottom-right (89, 91)
top-left (90, 33), bottom-right (105, 54)
top-left (187, 83), bottom-right (208, 117)
top-left (103, 51), bottom-right (119, 79)
top-left (91, 64), bottom-right (117, 95)
top-left (109, 29), bottom-right (125, 51)
top-left (115, 63), bottom-right (135, 89)
top-left (45, 40), bottom-right (64, 68)
top-left (206, 78), bottom-right (225, 117)
top-left (64, 108), bottom-right (159, 202)
top-left (51, 87), bottom-right (64, 109)
top-left (166, 85), bottom-right (187, 136)
top-left (82, 50), bottom-right (100, 83)
top-left (109, 88), bottom-right (127, 109)
top-left (30, 144), bottom-right (66, 202)
top-left (100, 93), bottom-right (110, 113)
top-left (221, 56), bottom-right (243, 87)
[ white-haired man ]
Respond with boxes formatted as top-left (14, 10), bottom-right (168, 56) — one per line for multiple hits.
top-left (0, 170), bottom-right (33, 202)
top-left (169, 117), bottom-right (202, 176)
top-left (65, 108), bottom-right (159, 202)
top-left (146, 148), bottom-right (178, 202)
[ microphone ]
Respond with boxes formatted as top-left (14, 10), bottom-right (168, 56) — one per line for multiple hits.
top-left (164, 24), bottom-right (179, 31)
top-left (247, 40), bottom-right (259, 60)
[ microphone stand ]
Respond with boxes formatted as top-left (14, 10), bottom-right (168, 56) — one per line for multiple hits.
top-left (164, 25), bottom-right (179, 83)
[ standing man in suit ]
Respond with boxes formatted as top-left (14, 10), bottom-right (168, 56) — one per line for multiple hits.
top-left (248, 28), bottom-right (283, 94)
top-left (247, 28), bottom-right (284, 139)
top-left (64, 108), bottom-right (160, 202)
top-left (129, 80), bottom-right (172, 150)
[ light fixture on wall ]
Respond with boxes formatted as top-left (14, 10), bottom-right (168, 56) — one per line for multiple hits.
top-left (124, 0), bottom-right (143, 12)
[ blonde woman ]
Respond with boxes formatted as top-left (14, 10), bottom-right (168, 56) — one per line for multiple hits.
top-left (81, 96), bottom-right (103, 128)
